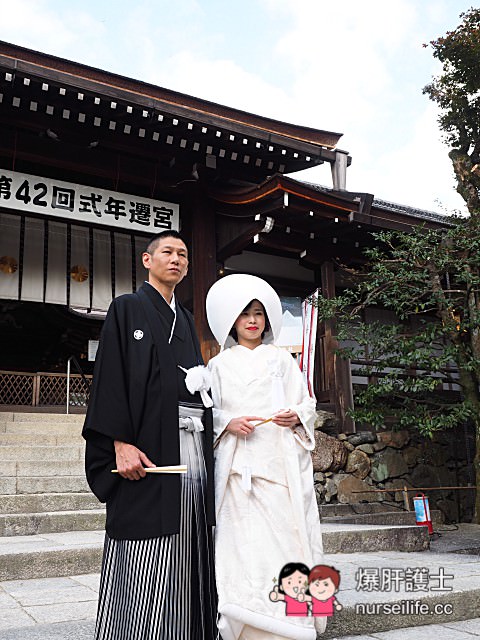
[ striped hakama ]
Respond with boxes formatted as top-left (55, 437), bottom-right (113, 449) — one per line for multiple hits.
top-left (95, 405), bottom-right (217, 640)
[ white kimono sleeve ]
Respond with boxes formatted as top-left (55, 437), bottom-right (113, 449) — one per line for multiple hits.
top-left (281, 351), bottom-right (317, 451)
top-left (208, 359), bottom-right (235, 444)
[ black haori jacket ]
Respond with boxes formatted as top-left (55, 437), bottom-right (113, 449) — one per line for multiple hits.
top-left (82, 283), bottom-right (215, 539)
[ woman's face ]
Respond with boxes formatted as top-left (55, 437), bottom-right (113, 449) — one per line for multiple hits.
top-left (281, 570), bottom-right (308, 598)
top-left (233, 300), bottom-right (266, 349)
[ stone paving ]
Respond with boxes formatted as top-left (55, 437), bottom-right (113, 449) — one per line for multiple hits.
top-left (322, 548), bottom-right (480, 638)
top-left (336, 619), bottom-right (480, 638)
top-left (0, 547), bottom-right (479, 638)
top-left (1, 412), bottom-right (478, 638)
top-left (0, 573), bottom-right (99, 634)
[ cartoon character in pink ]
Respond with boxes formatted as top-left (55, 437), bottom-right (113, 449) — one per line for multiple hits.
top-left (269, 563), bottom-right (309, 616)
top-left (304, 565), bottom-right (342, 617)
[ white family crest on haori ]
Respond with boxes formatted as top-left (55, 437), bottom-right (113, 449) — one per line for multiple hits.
top-left (206, 273), bottom-right (283, 349)
top-left (133, 329), bottom-right (144, 340)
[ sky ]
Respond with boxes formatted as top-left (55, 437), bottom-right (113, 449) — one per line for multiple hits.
top-left (0, 0), bottom-right (474, 215)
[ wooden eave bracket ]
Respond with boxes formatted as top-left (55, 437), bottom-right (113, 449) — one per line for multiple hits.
top-left (216, 216), bottom-right (274, 262)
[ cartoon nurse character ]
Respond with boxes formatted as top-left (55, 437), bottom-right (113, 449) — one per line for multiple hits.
top-left (304, 565), bottom-right (342, 617)
top-left (269, 562), bottom-right (309, 617)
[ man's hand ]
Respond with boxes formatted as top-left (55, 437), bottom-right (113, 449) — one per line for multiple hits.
top-left (114, 441), bottom-right (155, 480)
top-left (225, 416), bottom-right (264, 437)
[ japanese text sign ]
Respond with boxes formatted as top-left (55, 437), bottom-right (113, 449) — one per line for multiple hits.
top-left (0, 169), bottom-right (179, 232)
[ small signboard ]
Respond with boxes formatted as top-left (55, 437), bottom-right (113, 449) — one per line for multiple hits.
top-left (88, 340), bottom-right (99, 362)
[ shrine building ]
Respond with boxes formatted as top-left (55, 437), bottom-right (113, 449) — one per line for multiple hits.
top-left (0, 41), bottom-right (446, 431)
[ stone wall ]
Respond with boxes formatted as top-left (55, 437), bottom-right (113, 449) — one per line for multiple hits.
top-left (312, 414), bottom-right (476, 523)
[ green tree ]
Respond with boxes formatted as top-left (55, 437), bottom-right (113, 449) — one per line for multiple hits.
top-left (317, 218), bottom-right (480, 520)
top-left (423, 7), bottom-right (480, 214)
top-left (317, 9), bottom-right (480, 521)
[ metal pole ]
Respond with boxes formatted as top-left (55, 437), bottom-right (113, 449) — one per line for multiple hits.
top-left (66, 357), bottom-right (71, 415)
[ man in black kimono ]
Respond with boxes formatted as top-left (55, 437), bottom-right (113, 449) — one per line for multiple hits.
top-left (83, 230), bottom-right (216, 640)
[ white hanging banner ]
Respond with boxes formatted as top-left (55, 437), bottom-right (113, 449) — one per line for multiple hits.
top-left (300, 289), bottom-right (319, 398)
top-left (0, 169), bottom-right (179, 233)
top-left (88, 340), bottom-right (99, 362)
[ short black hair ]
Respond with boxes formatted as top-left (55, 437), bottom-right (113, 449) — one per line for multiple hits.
top-left (277, 563), bottom-right (310, 594)
top-left (145, 230), bottom-right (188, 255)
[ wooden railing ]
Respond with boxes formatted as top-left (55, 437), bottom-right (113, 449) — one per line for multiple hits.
top-left (0, 370), bottom-right (92, 407)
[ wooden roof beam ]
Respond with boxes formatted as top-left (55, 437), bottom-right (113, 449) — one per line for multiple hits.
top-left (217, 216), bottom-right (274, 262)
top-left (350, 211), bottom-right (424, 232)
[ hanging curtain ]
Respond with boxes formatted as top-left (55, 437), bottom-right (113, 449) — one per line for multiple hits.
top-left (114, 232), bottom-right (134, 297)
top-left (92, 228), bottom-right (112, 311)
top-left (45, 221), bottom-right (67, 305)
top-left (21, 217), bottom-right (44, 302)
top-left (69, 225), bottom-right (90, 309)
top-left (0, 213), bottom-right (21, 300)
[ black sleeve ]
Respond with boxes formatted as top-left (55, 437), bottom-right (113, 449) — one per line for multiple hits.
top-left (83, 298), bottom-right (133, 443)
top-left (82, 298), bottom-right (133, 502)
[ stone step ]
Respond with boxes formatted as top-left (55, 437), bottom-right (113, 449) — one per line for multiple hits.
top-left (321, 509), bottom-right (444, 527)
top-left (0, 523), bottom-right (430, 581)
top-left (322, 549), bottom-right (480, 639)
top-left (0, 445), bottom-right (84, 461)
top-left (0, 412), bottom-right (85, 423)
top-left (0, 421), bottom-right (84, 435)
top-left (321, 523), bottom-right (430, 554)
top-left (15, 476), bottom-right (91, 495)
top-left (430, 523), bottom-right (480, 556)
top-left (3, 460), bottom-right (86, 477)
top-left (0, 432), bottom-right (83, 445)
top-left (4, 620), bottom-right (480, 640)
top-left (0, 477), bottom-right (17, 494)
top-left (0, 530), bottom-right (104, 581)
top-left (0, 545), bottom-right (479, 638)
top-left (324, 594), bottom-right (480, 639)
top-left (319, 503), bottom-right (401, 516)
top-left (0, 509), bottom-right (105, 537)
top-left (0, 493), bottom-right (101, 514)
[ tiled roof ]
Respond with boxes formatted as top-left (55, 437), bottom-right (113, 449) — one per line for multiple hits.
top-left (372, 197), bottom-right (447, 223)
top-left (299, 180), bottom-right (448, 223)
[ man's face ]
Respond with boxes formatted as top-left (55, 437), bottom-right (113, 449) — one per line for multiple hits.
top-left (309, 577), bottom-right (336, 601)
top-left (142, 237), bottom-right (189, 287)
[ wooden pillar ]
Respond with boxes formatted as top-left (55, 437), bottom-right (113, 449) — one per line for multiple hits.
top-left (182, 184), bottom-right (218, 363)
top-left (320, 261), bottom-right (355, 433)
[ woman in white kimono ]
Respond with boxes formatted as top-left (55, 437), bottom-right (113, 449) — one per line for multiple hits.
top-left (206, 274), bottom-right (325, 640)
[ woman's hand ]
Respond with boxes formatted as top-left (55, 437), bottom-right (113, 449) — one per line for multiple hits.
top-left (114, 441), bottom-right (156, 480)
top-left (272, 409), bottom-right (301, 428)
top-left (225, 416), bottom-right (264, 437)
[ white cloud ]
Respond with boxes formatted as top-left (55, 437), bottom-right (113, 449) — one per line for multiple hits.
top-left (260, 0), bottom-right (469, 212)
top-left (0, 0), bottom-right (472, 214)
top-left (0, 0), bottom-right (110, 67)
top-left (151, 50), bottom-right (292, 118)
top-left (351, 102), bottom-right (466, 213)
